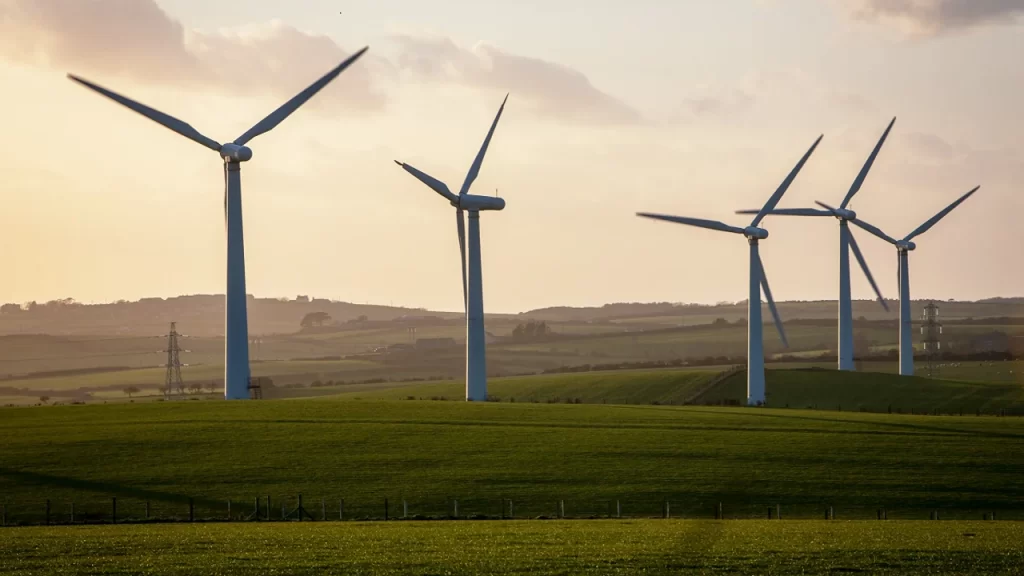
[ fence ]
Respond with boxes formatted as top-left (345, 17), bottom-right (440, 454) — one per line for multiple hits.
top-left (1, 495), bottom-right (1019, 527)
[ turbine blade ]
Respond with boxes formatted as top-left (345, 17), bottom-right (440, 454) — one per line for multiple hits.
top-left (847, 229), bottom-right (889, 312)
top-left (840, 117), bottom-right (896, 209)
top-left (460, 94), bottom-right (508, 197)
top-left (636, 213), bottom-right (746, 235)
top-left (814, 200), bottom-right (840, 215)
top-left (758, 253), bottom-right (789, 348)
top-left (234, 46), bottom-right (369, 146)
top-left (850, 217), bottom-right (898, 245)
top-left (67, 74), bottom-right (221, 152)
top-left (394, 161), bottom-right (458, 203)
top-left (737, 208), bottom-right (831, 217)
top-left (751, 134), bottom-right (823, 227)
top-left (903, 186), bottom-right (980, 242)
top-left (456, 208), bottom-right (468, 312)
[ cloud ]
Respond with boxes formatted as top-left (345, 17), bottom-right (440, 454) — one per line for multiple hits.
top-left (0, 0), bottom-right (385, 111)
top-left (681, 88), bottom-right (754, 118)
top-left (903, 132), bottom-right (956, 162)
top-left (392, 34), bottom-right (642, 125)
top-left (848, 0), bottom-right (1024, 34)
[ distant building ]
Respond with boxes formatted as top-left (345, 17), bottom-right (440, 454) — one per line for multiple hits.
top-left (416, 337), bottom-right (458, 351)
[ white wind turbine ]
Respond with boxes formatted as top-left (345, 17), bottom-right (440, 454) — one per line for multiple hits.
top-left (738, 118), bottom-right (896, 371)
top-left (68, 47), bottom-right (369, 400)
top-left (638, 135), bottom-right (823, 405)
top-left (394, 95), bottom-right (509, 402)
top-left (848, 186), bottom-right (979, 376)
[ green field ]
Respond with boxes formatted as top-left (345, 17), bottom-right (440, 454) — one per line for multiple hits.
top-left (337, 367), bottom-right (723, 404)
top-left (2, 521), bottom-right (1022, 575)
top-left (700, 368), bottom-right (1024, 413)
top-left (2, 399), bottom-right (1023, 525)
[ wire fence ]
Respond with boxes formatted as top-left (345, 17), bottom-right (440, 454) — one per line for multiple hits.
top-left (1, 495), bottom-right (1020, 527)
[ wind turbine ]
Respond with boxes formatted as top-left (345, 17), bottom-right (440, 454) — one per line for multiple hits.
top-left (737, 118), bottom-right (895, 371)
top-left (68, 47), bottom-right (370, 400)
top-left (394, 95), bottom-right (509, 402)
top-left (849, 186), bottom-right (979, 376)
top-left (638, 135), bottom-right (823, 405)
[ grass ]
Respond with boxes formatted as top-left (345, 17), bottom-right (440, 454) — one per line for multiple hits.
top-left (699, 368), bottom-right (1024, 413)
top-left (2, 399), bottom-right (1024, 524)
top-left (333, 368), bottom-right (722, 404)
top-left (2, 521), bottom-right (1023, 575)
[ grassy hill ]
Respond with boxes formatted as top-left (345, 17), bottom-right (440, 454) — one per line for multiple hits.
top-left (698, 367), bottom-right (1024, 414)
top-left (334, 368), bottom-right (724, 404)
top-left (2, 399), bottom-right (1023, 525)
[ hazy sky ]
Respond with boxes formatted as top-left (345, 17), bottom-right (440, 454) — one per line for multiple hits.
top-left (1, 0), bottom-right (1021, 313)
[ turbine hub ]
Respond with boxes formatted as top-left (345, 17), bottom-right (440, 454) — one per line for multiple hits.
top-left (458, 194), bottom-right (505, 212)
top-left (897, 240), bottom-right (916, 251)
top-left (220, 143), bottom-right (253, 163)
top-left (743, 226), bottom-right (769, 240)
top-left (835, 208), bottom-right (856, 220)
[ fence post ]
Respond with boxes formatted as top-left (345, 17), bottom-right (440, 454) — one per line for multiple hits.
top-left (559, 500), bottom-right (565, 519)
top-left (227, 500), bottom-right (231, 521)
top-left (70, 502), bottom-right (75, 524)
top-left (254, 497), bottom-right (260, 522)
top-left (403, 500), bottom-right (408, 519)
top-left (509, 499), bottom-right (514, 520)
top-left (298, 494), bottom-right (303, 522)
top-left (776, 504), bottom-right (781, 520)
top-left (500, 499), bottom-right (505, 520)
top-left (664, 500), bottom-right (670, 519)
top-left (112, 497), bottom-right (117, 524)
top-left (266, 496), bottom-right (271, 522)
top-left (767, 506), bottom-right (773, 520)
top-left (46, 499), bottom-right (50, 525)
top-left (146, 501), bottom-right (151, 520)
top-left (1, 504), bottom-right (5, 527)
top-left (322, 498), bottom-right (326, 521)
top-left (384, 498), bottom-right (389, 521)
top-left (617, 500), bottom-right (622, 519)
top-left (453, 499), bottom-right (458, 519)
top-left (281, 503), bottom-right (286, 520)
top-left (189, 498), bottom-right (194, 522)
top-left (339, 499), bottom-right (344, 521)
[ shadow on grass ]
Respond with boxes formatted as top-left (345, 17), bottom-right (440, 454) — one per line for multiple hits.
top-left (0, 467), bottom-right (220, 506)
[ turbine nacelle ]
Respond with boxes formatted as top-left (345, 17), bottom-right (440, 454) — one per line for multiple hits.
top-left (832, 208), bottom-right (856, 221)
top-left (219, 144), bottom-right (253, 163)
top-left (897, 240), bottom-right (917, 251)
top-left (744, 226), bottom-right (769, 240)
top-left (457, 194), bottom-right (505, 211)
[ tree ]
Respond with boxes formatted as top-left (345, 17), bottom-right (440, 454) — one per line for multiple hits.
top-left (123, 386), bottom-right (139, 398)
top-left (39, 396), bottom-right (50, 404)
top-left (205, 381), bottom-right (218, 395)
top-left (300, 311), bottom-right (332, 328)
top-left (0, 303), bottom-right (21, 315)
top-left (188, 383), bottom-right (203, 395)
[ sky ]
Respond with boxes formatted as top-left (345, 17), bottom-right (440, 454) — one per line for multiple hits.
top-left (0, 0), bottom-right (1022, 313)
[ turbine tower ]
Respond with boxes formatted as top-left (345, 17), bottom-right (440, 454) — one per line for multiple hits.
top-left (738, 119), bottom-right (895, 371)
top-left (68, 47), bottom-right (369, 400)
top-left (850, 186), bottom-right (979, 376)
top-left (638, 135), bottom-right (823, 405)
top-left (394, 95), bottom-right (509, 402)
